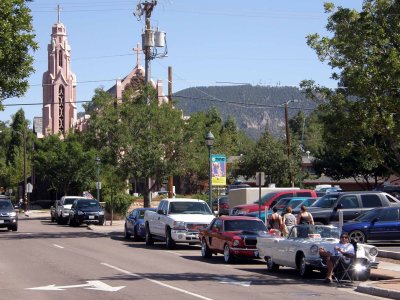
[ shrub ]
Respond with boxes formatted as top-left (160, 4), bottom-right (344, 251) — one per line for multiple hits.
top-left (103, 193), bottom-right (132, 215)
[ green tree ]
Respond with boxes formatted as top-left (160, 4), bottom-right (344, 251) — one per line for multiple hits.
top-left (303, 0), bottom-right (400, 181)
top-left (0, 0), bottom-right (38, 104)
top-left (33, 133), bottom-right (97, 196)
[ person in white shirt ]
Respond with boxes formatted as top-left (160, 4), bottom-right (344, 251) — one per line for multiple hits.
top-left (319, 233), bottom-right (355, 283)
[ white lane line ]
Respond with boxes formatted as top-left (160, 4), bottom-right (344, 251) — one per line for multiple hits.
top-left (166, 251), bottom-right (182, 255)
top-left (101, 262), bottom-right (214, 300)
top-left (53, 244), bottom-right (64, 249)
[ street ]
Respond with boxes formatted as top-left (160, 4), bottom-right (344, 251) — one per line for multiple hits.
top-left (0, 214), bottom-right (386, 300)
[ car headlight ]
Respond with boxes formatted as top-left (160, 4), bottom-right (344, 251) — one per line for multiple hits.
top-left (98, 211), bottom-right (104, 215)
top-left (172, 221), bottom-right (186, 230)
top-left (233, 238), bottom-right (242, 247)
top-left (8, 211), bottom-right (17, 217)
top-left (77, 210), bottom-right (84, 215)
top-left (369, 247), bottom-right (378, 257)
top-left (310, 244), bottom-right (319, 255)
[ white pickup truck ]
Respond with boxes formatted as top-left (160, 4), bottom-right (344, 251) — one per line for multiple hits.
top-left (144, 198), bottom-right (215, 249)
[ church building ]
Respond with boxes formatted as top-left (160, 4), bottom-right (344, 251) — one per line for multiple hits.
top-left (41, 11), bottom-right (77, 137)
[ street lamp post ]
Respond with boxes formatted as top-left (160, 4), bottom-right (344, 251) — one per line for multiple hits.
top-left (95, 157), bottom-right (101, 202)
top-left (205, 131), bottom-right (214, 210)
top-left (284, 99), bottom-right (299, 187)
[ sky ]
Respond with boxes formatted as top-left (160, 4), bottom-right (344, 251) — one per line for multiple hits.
top-left (1, 0), bottom-right (364, 127)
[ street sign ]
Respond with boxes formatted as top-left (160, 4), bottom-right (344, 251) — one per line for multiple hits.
top-left (256, 172), bottom-right (265, 186)
top-left (96, 182), bottom-right (102, 189)
top-left (26, 183), bottom-right (33, 193)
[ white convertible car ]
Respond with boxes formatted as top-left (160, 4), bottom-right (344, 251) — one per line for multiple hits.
top-left (257, 225), bottom-right (379, 279)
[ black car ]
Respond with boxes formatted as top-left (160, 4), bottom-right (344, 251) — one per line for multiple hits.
top-left (0, 199), bottom-right (18, 231)
top-left (68, 199), bottom-right (104, 226)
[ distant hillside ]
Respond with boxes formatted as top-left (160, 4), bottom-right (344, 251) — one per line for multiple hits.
top-left (173, 85), bottom-right (316, 139)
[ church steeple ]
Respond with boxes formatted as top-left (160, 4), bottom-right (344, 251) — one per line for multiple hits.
top-left (42, 6), bottom-right (77, 136)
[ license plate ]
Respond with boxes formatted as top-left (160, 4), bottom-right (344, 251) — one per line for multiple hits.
top-left (0, 220), bottom-right (3, 224)
top-left (89, 216), bottom-right (94, 220)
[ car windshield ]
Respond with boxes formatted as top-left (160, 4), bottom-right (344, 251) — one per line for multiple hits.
top-left (255, 192), bottom-right (278, 205)
top-left (0, 201), bottom-right (13, 209)
top-left (169, 202), bottom-right (212, 215)
top-left (273, 198), bottom-right (292, 209)
top-left (353, 208), bottom-right (381, 222)
top-left (287, 199), bottom-right (304, 209)
top-left (312, 194), bottom-right (340, 208)
top-left (224, 219), bottom-right (267, 232)
top-left (290, 225), bottom-right (341, 239)
top-left (64, 198), bottom-right (79, 205)
top-left (77, 200), bottom-right (100, 209)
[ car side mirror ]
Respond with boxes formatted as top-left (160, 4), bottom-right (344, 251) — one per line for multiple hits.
top-left (157, 209), bottom-right (164, 215)
top-left (334, 203), bottom-right (343, 211)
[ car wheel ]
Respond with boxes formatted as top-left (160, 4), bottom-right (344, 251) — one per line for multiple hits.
top-left (349, 230), bottom-right (366, 244)
top-left (201, 238), bottom-right (212, 258)
top-left (145, 224), bottom-right (154, 245)
top-left (132, 227), bottom-right (139, 241)
top-left (165, 227), bottom-right (175, 249)
top-left (11, 224), bottom-right (18, 232)
top-left (56, 216), bottom-right (62, 225)
top-left (68, 216), bottom-right (73, 226)
top-left (265, 256), bottom-right (279, 272)
top-left (223, 244), bottom-right (234, 264)
top-left (298, 254), bottom-right (311, 277)
top-left (124, 225), bottom-right (131, 239)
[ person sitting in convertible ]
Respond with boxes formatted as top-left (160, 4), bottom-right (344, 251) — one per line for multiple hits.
top-left (319, 233), bottom-right (355, 283)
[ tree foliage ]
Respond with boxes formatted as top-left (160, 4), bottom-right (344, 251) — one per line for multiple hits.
top-left (0, 0), bottom-right (38, 103)
top-left (303, 0), bottom-right (400, 182)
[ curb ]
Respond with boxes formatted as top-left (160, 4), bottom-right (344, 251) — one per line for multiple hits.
top-left (357, 281), bottom-right (400, 300)
top-left (379, 250), bottom-right (400, 260)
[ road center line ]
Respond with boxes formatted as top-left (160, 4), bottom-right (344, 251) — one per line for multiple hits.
top-left (101, 262), bottom-right (214, 300)
top-left (53, 244), bottom-right (64, 249)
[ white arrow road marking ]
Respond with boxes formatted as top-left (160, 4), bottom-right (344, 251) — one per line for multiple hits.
top-left (27, 280), bottom-right (125, 292)
top-left (102, 262), bottom-right (214, 300)
top-left (213, 277), bottom-right (251, 287)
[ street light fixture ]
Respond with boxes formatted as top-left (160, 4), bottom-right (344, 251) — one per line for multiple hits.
top-left (284, 99), bottom-right (299, 187)
top-left (95, 157), bottom-right (101, 202)
top-left (204, 131), bottom-right (214, 210)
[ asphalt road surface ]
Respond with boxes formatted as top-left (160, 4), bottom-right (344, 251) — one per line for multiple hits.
top-left (0, 215), bottom-right (387, 300)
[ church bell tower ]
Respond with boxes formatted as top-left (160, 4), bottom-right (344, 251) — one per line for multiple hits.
top-left (42, 6), bottom-right (77, 136)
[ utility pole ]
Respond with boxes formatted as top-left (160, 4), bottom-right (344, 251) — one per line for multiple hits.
top-left (168, 66), bottom-right (174, 198)
top-left (143, 1), bottom-right (156, 207)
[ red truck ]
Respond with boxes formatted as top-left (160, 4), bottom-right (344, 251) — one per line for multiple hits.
top-left (231, 189), bottom-right (317, 215)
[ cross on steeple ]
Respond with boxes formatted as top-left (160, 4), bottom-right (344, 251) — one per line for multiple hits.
top-left (57, 4), bottom-right (62, 23)
top-left (133, 43), bottom-right (142, 67)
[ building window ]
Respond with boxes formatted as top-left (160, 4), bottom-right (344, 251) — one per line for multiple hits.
top-left (58, 85), bottom-right (65, 133)
top-left (58, 50), bottom-right (63, 67)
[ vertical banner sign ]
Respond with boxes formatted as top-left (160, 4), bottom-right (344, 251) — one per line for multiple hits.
top-left (211, 154), bottom-right (226, 186)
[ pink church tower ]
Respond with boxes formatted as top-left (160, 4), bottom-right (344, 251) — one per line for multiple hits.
top-left (42, 6), bottom-right (77, 136)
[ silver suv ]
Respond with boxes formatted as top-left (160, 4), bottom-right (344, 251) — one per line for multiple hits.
top-left (0, 198), bottom-right (18, 231)
top-left (56, 196), bottom-right (89, 224)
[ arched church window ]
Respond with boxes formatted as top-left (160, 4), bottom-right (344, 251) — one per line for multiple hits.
top-left (58, 85), bottom-right (65, 133)
top-left (58, 50), bottom-right (63, 67)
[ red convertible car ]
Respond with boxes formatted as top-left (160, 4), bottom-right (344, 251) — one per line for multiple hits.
top-left (199, 215), bottom-right (269, 263)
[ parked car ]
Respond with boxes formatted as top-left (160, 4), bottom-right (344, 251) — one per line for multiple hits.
top-left (68, 199), bottom-right (104, 226)
top-left (199, 215), bottom-right (269, 263)
top-left (124, 207), bottom-right (156, 240)
top-left (212, 196), bottom-right (229, 215)
top-left (342, 207), bottom-right (400, 244)
top-left (316, 186), bottom-right (343, 197)
top-left (50, 200), bottom-right (59, 222)
top-left (231, 189), bottom-right (317, 215)
top-left (257, 224), bottom-right (379, 280)
top-left (296, 191), bottom-right (400, 225)
top-left (56, 196), bottom-right (90, 224)
top-left (0, 198), bottom-right (18, 231)
top-left (273, 197), bottom-right (317, 215)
